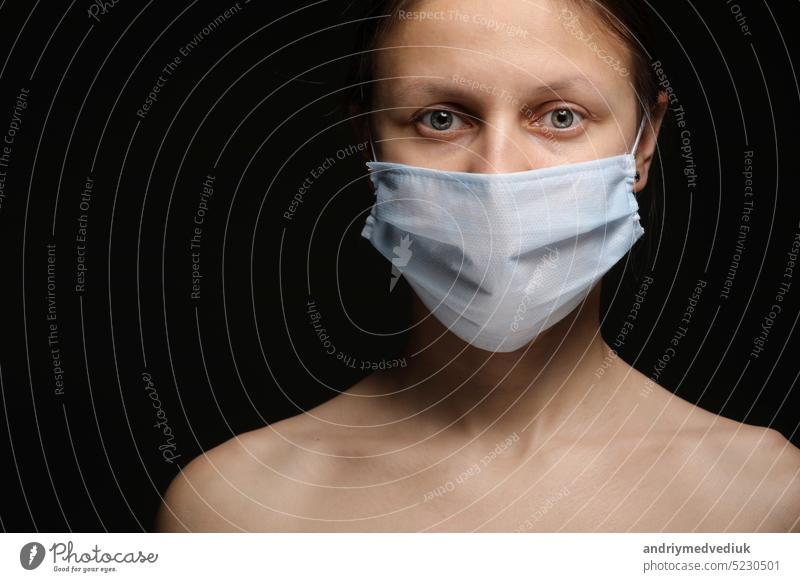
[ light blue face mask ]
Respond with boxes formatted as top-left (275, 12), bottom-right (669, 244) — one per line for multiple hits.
top-left (361, 116), bottom-right (647, 352)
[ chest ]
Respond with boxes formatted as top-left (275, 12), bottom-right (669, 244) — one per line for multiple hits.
top-left (292, 458), bottom-right (730, 532)
top-left (383, 469), bottom-right (710, 532)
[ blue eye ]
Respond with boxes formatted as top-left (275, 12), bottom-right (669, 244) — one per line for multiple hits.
top-left (547, 108), bottom-right (583, 129)
top-left (431, 110), bottom-right (453, 130)
top-left (420, 109), bottom-right (468, 131)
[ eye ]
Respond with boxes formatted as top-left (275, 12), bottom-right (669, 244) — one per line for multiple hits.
top-left (417, 109), bottom-right (470, 132)
top-left (541, 106), bottom-right (584, 130)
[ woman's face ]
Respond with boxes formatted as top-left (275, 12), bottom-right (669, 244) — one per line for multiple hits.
top-left (371, 0), bottom-right (642, 173)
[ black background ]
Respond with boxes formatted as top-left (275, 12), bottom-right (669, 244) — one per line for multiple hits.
top-left (0, 0), bottom-right (798, 532)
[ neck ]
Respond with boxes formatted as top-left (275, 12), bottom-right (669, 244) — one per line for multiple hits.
top-left (388, 282), bottom-right (630, 441)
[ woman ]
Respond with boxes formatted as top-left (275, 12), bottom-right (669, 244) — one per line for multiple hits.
top-left (156, 0), bottom-right (800, 532)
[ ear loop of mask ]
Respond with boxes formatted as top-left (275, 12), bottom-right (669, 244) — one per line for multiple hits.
top-left (631, 112), bottom-right (647, 182)
top-left (368, 132), bottom-right (378, 163)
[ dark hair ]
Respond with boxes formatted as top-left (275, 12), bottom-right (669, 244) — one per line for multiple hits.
top-left (343, 0), bottom-right (665, 283)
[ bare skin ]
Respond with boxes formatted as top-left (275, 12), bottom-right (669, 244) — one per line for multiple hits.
top-left (156, 285), bottom-right (800, 532)
top-left (155, 0), bottom-right (800, 532)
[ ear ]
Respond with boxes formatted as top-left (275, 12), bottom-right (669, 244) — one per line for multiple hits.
top-left (634, 90), bottom-right (669, 194)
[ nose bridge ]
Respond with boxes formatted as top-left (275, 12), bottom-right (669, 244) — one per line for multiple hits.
top-left (466, 118), bottom-right (535, 174)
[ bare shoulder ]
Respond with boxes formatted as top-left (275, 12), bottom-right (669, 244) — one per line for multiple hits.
top-left (153, 378), bottom-right (411, 532)
top-left (721, 423), bottom-right (800, 532)
top-left (154, 414), bottom-right (327, 532)
top-left (666, 410), bottom-right (800, 532)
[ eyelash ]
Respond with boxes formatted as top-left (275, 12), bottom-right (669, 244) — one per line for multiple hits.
top-left (413, 104), bottom-right (587, 135)
top-left (531, 105), bottom-right (587, 132)
top-left (412, 107), bottom-right (473, 133)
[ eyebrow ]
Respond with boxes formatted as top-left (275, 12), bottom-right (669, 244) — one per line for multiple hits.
top-left (390, 75), bottom-right (604, 102)
top-left (530, 76), bottom-right (600, 97)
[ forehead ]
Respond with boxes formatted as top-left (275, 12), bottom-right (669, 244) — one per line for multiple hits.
top-left (374, 0), bottom-right (633, 103)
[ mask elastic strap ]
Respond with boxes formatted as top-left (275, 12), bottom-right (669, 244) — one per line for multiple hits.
top-left (368, 134), bottom-right (378, 163)
top-left (630, 113), bottom-right (647, 157)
